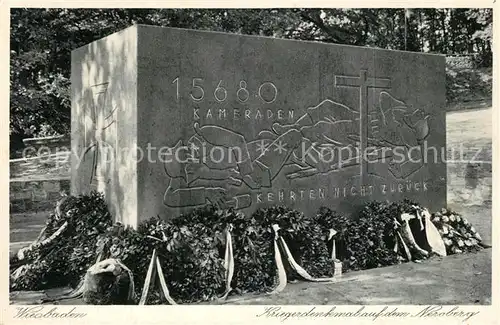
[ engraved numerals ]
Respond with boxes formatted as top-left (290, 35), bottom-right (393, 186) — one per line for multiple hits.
top-left (214, 80), bottom-right (227, 102)
top-left (237, 81), bottom-right (249, 102)
top-left (258, 82), bottom-right (278, 104)
top-left (190, 78), bottom-right (205, 101)
top-left (171, 78), bottom-right (277, 104)
top-left (172, 77), bottom-right (179, 101)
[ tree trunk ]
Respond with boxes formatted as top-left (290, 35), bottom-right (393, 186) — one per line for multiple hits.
top-left (441, 9), bottom-right (448, 54)
top-left (429, 10), bottom-right (436, 52)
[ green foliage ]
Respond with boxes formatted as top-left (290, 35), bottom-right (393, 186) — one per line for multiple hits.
top-left (446, 66), bottom-right (492, 105)
top-left (335, 205), bottom-right (397, 271)
top-left (252, 206), bottom-right (334, 278)
top-left (11, 192), bottom-right (113, 290)
top-left (172, 207), bottom-right (281, 295)
top-left (315, 206), bottom-right (350, 241)
top-left (10, 193), bottom-right (484, 304)
top-left (166, 206), bottom-right (276, 294)
top-left (231, 224), bottom-right (276, 293)
top-left (100, 214), bottom-right (226, 304)
top-left (317, 200), bottom-right (425, 272)
top-left (10, 260), bottom-right (50, 291)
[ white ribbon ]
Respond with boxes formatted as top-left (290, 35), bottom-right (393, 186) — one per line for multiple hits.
top-left (422, 208), bottom-right (447, 257)
top-left (268, 224), bottom-right (287, 294)
top-left (271, 224), bottom-right (337, 283)
top-left (219, 225), bottom-right (235, 301)
top-left (155, 256), bottom-right (177, 305)
top-left (328, 229), bottom-right (338, 260)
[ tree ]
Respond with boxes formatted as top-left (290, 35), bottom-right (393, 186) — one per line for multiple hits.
top-left (467, 8), bottom-right (493, 66)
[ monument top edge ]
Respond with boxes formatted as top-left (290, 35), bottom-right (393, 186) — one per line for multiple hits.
top-left (71, 24), bottom-right (139, 54)
top-left (73, 23), bottom-right (446, 58)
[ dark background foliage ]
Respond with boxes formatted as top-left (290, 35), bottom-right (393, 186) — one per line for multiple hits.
top-left (10, 8), bottom-right (493, 151)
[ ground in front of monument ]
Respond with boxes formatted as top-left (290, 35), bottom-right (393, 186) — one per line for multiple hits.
top-left (15, 248), bottom-right (489, 305)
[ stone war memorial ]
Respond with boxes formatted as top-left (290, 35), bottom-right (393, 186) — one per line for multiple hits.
top-left (71, 24), bottom-right (446, 228)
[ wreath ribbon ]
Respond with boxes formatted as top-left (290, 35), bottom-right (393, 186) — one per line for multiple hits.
top-left (218, 224), bottom-right (235, 300)
top-left (268, 224), bottom-right (288, 294)
top-left (271, 224), bottom-right (337, 284)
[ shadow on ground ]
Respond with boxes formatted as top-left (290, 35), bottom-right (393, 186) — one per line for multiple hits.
top-left (216, 249), bottom-right (491, 305)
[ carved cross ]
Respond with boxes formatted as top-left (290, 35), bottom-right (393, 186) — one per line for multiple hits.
top-left (84, 82), bottom-right (117, 188)
top-left (335, 70), bottom-right (391, 178)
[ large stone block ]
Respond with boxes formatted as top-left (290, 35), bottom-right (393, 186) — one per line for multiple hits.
top-left (72, 25), bottom-right (446, 228)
